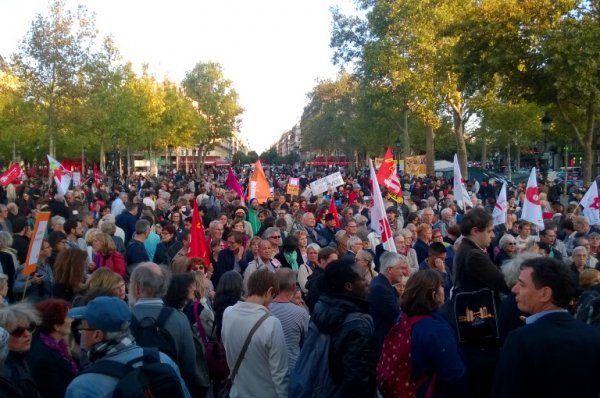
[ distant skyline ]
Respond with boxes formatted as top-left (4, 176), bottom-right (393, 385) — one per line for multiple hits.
top-left (0, 0), bottom-right (355, 153)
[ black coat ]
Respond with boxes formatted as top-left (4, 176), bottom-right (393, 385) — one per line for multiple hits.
top-left (311, 294), bottom-right (377, 398)
top-left (26, 335), bottom-right (76, 398)
top-left (493, 312), bottom-right (600, 398)
top-left (453, 238), bottom-right (510, 295)
top-left (367, 274), bottom-right (400, 359)
top-left (3, 352), bottom-right (39, 398)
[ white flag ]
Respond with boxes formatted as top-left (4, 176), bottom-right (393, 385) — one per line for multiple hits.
top-left (453, 154), bottom-right (473, 208)
top-left (521, 167), bottom-right (545, 230)
top-left (580, 181), bottom-right (600, 225)
top-left (369, 159), bottom-right (396, 253)
top-left (493, 181), bottom-right (508, 226)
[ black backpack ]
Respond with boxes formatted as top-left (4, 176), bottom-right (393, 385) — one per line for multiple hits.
top-left (130, 307), bottom-right (179, 363)
top-left (81, 347), bottom-right (186, 398)
top-left (575, 288), bottom-right (600, 328)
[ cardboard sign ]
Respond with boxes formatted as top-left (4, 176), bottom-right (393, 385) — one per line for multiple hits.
top-left (22, 212), bottom-right (51, 276)
top-left (287, 177), bottom-right (300, 196)
top-left (309, 172), bottom-right (345, 195)
top-left (72, 172), bottom-right (81, 186)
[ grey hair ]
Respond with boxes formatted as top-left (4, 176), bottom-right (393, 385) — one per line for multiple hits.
top-left (401, 229), bottom-right (413, 238)
top-left (307, 243), bottom-right (320, 253)
top-left (263, 227), bottom-right (280, 239)
top-left (347, 236), bottom-right (363, 248)
top-left (499, 234), bottom-right (517, 248)
top-left (0, 231), bottom-right (13, 249)
top-left (51, 215), bottom-right (66, 226)
top-left (0, 302), bottom-right (41, 330)
top-left (441, 208), bottom-right (453, 217)
top-left (130, 262), bottom-right (171, 299)
top-left (209, 220), bottom-right (222, 229)
top-left (502, 253), bottom-right (542, 288)
top-left (100, 220), bottom-right (116, 235)
top-left (379, 252), bottom-right (408, 274)
top-left (572, 246), bottom-right (589, 257)
top-left (356, 249), bottom-right (373, 263)
top-left (353, 214), bottom-right (368, 226)
top-left (135, 219), bottom-right (150, 235)
top-left (275, 268), bottom-right (297, 292)
top-left (104, 328), bottom-right (131, 341)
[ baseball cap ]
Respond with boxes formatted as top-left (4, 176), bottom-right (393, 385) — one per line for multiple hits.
top-left (68, 296), bottom-right (131, 332)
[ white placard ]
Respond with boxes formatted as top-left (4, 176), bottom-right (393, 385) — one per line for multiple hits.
top-left (309, 172), bottom-right (345, 195)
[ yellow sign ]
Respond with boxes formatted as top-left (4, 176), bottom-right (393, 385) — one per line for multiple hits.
top-left (405, 155), bottom-right (427, 177)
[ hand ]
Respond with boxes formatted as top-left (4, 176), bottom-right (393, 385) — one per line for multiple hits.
top-left (89, 262), bottom-right (97, 272)
top-left (433, 258), bottom-right (446, 272)
top-left (31, 274), bottom-right (44, 285)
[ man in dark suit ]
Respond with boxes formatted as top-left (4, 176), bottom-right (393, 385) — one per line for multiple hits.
top-left (368, 251), bottom-right (409, 359)
top-left (493, 257), bottom-right (600, 398)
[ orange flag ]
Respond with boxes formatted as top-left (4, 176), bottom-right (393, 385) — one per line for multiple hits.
top-left (247, 160), bottom-right (271, 204)
top-left (188, 200), bottom-right (211, 266)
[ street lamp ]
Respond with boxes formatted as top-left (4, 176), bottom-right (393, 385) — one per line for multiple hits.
top-left (395, 137), bottom-right (402, 176)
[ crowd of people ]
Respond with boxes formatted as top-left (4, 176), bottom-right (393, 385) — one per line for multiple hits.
top-left (0, 165), bottom-right (599, 398)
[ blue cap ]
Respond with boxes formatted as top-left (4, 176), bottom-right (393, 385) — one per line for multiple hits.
top-left (68, 296), bottom-right (131, 332)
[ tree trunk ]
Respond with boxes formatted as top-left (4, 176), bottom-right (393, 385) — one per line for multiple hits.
top-left (481, 135), bottom-right (488, 167)
top-left (507, 142), bottom-right (512, 181)
top-left (100, 141), bottom-right (105, 173)
top-left (397, 108), bottom-right (410, 159)
top-left (516, 141), bottom-right (521, 170)
top-left (176, 147), bottom-right (180, 171)
top-left (425, 125), bottom-right (435, 176)
top-left (127, 147), bottom-right (131, 176)
top-left (196, 144), bottom-right (205, 175)
top-left (452, 108), bottom-right (468, 179)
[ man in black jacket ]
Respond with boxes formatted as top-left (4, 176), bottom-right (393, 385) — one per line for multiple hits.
top-left (305, 247), bottom-right (338, 313)
top-left (493, 257), bottom-right (600, 398)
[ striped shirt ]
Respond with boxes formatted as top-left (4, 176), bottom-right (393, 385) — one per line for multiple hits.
top-left (269, 300), bottom-right (310, 370)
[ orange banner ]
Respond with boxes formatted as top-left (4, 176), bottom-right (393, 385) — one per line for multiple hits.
top-left (23, 212), bottom-right (51, 276)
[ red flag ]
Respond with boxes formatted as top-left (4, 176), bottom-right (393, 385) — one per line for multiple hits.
top-left (93, 163), bottom-right (99, 187)
top-left (0, 163), bottom-right (22, 187)
top-left (226, 168), bottom-right (245, 201)
top-left (376, 147), bottom-right (403, 203)
top-left (188, 199), bottom-right (211, 266)
top-left (328, 197), bottom-right (341, 228)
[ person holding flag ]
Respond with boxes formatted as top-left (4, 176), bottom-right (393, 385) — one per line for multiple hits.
top-left (521, 167), bottom-right (545, 232)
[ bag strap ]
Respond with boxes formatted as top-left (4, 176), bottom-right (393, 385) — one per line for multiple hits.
top-left (229, 311), bottom-right (270, 383)
top-left (193, 301), bottom-right (208, 344)
top-left (80, 359), bottom-right (131, 379)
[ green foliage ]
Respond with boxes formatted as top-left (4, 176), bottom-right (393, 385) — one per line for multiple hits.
top-left (259, 147), bottom-right (279, 165)
top-left (232, 150), bottom-right (259, 165)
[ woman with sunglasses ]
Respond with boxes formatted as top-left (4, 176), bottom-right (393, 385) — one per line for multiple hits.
top-left (27, 299), bottom-right (77, 398)
top-left (495, 234), bottom-right (518, 267)
top-left (0, 302), bottom-right (41, 398)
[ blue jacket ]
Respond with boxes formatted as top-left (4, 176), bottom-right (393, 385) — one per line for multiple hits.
top-left (65, 345), bottom-right (190, 398)
top-left (13, 262), bottom-right (53, 303)
top-left (411, 312), bottom-right (467, 398)
top-left (115, 211), bottom-right (137, 245)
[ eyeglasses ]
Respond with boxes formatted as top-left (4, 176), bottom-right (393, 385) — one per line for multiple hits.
top-left (269, 236), bottom-right (281, 239)
top-left (227, 240), bottom-right (237, 245)
top-left (506, 242), bottom-right (516, 245)
top-left (10, 323), bottom-right (36, 337)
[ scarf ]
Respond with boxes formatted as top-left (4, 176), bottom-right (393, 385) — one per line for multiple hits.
top-left (40, 333), bottom-right (78, 375)
top-left (88, 334), bottom-right (135, 363)
top-left (284, 250), bottom-right (299, 271)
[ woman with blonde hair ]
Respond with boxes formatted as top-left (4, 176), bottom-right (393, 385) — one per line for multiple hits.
top-left (293, 230), bottom-right (310, 263)
top-left (83, 268), bottom-right (126, 301)
top-left (89, 232), bottom-right (126, 278)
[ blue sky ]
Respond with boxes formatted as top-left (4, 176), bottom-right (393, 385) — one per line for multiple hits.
top-left (0, 0), bottom-right (356, 153)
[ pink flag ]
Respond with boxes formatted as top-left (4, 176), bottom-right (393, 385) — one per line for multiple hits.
top-left (369, 158), bottom-right (397, 253)
top-left (521, 167), bottom-right (545, 230)
top-left (226, 168), bottom-right (245, 201)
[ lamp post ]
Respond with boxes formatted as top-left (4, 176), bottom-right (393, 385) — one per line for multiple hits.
top-left (540, 112), bottom-right (552, 178)
top-left (395, 137), bottom-right (402, 176)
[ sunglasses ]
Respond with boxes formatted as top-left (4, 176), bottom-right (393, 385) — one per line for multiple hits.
top-left (269, 235), bottom-right (281, 239)
top-left (11, 323), bottom-right (36, 337)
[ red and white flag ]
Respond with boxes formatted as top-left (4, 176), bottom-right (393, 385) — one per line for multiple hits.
top-left (53, 168), bottom-right (72, 195)
top-left (369, 158), bottom-right (396, 253)
top-left (376, 147), bottom-right (403, 203)
top-left (0, 163), bottom-right (22, 187)
top-left (453, 154), bottom-right (473, 208)
top-left (580, 181), bottom-right (600, 226)
top-left (521, 167), bottom-right (545, 230)
top-left (492, 181), bottom-right (508, 226)
top-left (93, 163), bottom-right (99, 188)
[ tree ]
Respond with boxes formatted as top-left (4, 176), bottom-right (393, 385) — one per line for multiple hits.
top-left (181, 62), bottom-right (244, 172)
top-left (11, 0), bottom-right (100, 158)
top-left (452, 0), bottom-right (598, 184)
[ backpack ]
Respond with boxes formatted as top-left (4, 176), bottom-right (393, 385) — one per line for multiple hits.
top-left (453, 288), bottom-right (500, 344)
top-left (377, 314), bottom-right (435, 398)
top-left (80, 347), bottom-right (186, 398)
top-left (289, 312), bottom-right (368, 398)
top-left (575, 288), bottom-right (600, 328)
top-left (193, 302), bottom-right (230, 381)
top-left (130, 307), bottom-right (179, 363)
